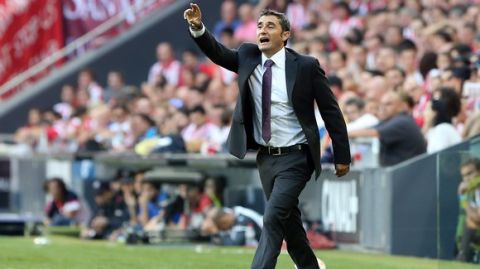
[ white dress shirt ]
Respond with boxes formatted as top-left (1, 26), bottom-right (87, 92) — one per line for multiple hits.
top-left (191, 25), bottom-right (306, 147)
top-left (248, 49), bottom-right (306, 147)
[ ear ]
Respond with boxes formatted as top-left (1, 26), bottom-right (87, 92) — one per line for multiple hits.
top-left (282, 31), bottom-right (291, 43)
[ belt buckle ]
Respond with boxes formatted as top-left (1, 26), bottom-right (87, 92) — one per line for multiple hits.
top-left (269, 147), bottom-right (282, 156)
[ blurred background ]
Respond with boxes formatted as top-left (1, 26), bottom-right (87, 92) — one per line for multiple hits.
top-left (0, 0), bottom-right (480, 267)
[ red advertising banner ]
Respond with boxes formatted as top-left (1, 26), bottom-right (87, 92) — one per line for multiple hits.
top-left (0, 0), bottom-right (64, 97)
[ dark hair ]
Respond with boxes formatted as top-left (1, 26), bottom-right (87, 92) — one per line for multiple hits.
top-left (220, 26), bottom-right (234, 36)
top-left (345, 28), bottom-right (364, 45)
top-left (135, 113), bottom-right (156, 126)
top-left (259, 9), bottom-right (290, 45)
top-left (327, 75), bottom-right (343, 89)
top-left (461, 158), bottom-right (480, 171)
top-left (365, 69), bottom-right (384, 77)
top-left (334, 1), bottom-right (351, 16)
top-left (464, 22), bottom-right (476, 32)
top-left (397, 39), bottom-right (417, 53)
top-left (434, 31), bottom-right (453, 43)
top-left (183, 48), bottom-right (198, 57)
top-left (80, 68), bottom-right (96, 80)
top-left (387, 66), bottom-right (406, 78)
top-left (43, 178), bottom-right (67, 196)
top-left (189, 105), bottom-right (206, 115)
top-left (332, 50), bottom-right (347, 61)
top-left (221, 108), bottom-right (233, 126)
top-left (112, 104), bottom-right (129, 114)
top-left (418, 52), bottom-right (438, 79)
top-left (398, 91), bottom-right (415, 110)
top-left (432, 87), bottom-right (461, 125)
top-left (345, 97), bottom-right (365, 110)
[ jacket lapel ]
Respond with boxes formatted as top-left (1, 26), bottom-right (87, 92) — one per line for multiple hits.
top-left (239, 54), bottom-right (261, 93)
top-left (285, 49), bottom-right (298, 102)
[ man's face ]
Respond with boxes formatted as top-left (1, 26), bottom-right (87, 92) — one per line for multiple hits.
top-left (344, 104), bottom-right (361, 122)
top-left (385, 69), bottom-right (404, 89)
top-left (157, 44), bottom-right (172, 62)
top-left (376, 48), bottom-right (396, 72)
top-left (190, 111), bottom-right (205, 126)
top-left (461, 164), bottom-right (480, 183)
top-left (48, 182), bottom-right (62, 200)
top-left (400, 50), bottom-right (416, 71)
top-left (142, 183), bottom-right (158, 201)
top-left (378, 93), bottom-right (402, 121)
top-left (256, 15), bottom-right (289, 56)
top-left (108, 72), bottom-right (123, 89)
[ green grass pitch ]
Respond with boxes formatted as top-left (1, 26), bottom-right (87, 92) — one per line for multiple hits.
top-left (0, 236), bottom-right (478, 269)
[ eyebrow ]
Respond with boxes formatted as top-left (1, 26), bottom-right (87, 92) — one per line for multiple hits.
top-left (258, 21), bottom-right (276, 26)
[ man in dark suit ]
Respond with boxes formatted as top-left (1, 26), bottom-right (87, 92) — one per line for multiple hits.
top-left (185, 4), bottom-right (350, 269)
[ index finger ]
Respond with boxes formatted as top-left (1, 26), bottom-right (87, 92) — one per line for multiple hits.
top-left (190, 3), bottom-right (199, 12)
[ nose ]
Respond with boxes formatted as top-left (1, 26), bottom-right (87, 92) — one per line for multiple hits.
top-left (258, 26), bottom-right (267, 35)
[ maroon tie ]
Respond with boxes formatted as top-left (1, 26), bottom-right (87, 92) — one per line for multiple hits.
top-left (262, 59), bottom-right (274, 143)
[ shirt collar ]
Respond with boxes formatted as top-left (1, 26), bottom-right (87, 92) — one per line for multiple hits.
top-left (262, 47), bottom-right (286, 69)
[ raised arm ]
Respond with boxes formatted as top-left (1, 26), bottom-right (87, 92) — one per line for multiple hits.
top-left (184, 3), bottom-right (239, 73)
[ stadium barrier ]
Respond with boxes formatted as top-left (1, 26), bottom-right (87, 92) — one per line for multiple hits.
top-left (1, 135), bottom-right (479, 260)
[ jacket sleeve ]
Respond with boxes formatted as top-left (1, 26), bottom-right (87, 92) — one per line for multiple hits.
top-left (311, 59), bottom-right (351, 164)
top-left (190, 28), bottom-right (239, 73)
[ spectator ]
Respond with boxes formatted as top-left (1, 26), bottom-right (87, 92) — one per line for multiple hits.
top-left (181, 105), bottom-right (221, 153)
top-left (44, 178), bottom-right (81, 226)
top-left (349, 91), bottom-right (426, 166)
top-left (328, 1), bottom-right (362, 42)
top-left (138, 181), bottom-right (168, 231)
top-left (327, 75), bottom-right (343, 99)
top-left (385, 67), bottom-right (406, 91)
top-left (286, 0), bottom-right (311, 33)
top-left (103, 71), bottom-right (129, 104)
top-left (437, 52), bottom-right (453, 71)
top-left (213, 0), bottom-right (240, 38)
top-left (108, 105), bottom-right (131, 151)
top-left (131, 113), bottom-right (157, 144)
top-left (82, 181), bottom-right (129, 239)
top-left (219, 27), bottom-right (237, 50)
top-left (385, 25), bottom-right (404, 48)
top-left (398, 40), bottom-right (423, 84)
top-left (54, 84), bottom-right (76, 120)
top-left (457, 158), bottom-right (480, 263)
top-left (343, 97), bottom-right (379, 131)
top-left (14, 108), bottom-right (43, 146)
top-left (375, 46), bottom-right (397, 73)
top-left (234, 3), bottom-right (257, 43)
top-left (148, 42), bottom-right (182, 86)
top-left (423, 87), bottom-right (462, 153)
top-left (202, 206), bottom-right (263, 246)
top-left (117, 170), bottom-right (138, 225)
top-left (204, 176), bottom-right (226, 208)
top-left (328, 50), bottom-right (347, 75)
top-left (78, 69), bottom-right (104, 107)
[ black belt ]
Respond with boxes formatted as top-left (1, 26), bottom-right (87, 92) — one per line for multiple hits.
top-left (258, 144), bottom-right (307, 156)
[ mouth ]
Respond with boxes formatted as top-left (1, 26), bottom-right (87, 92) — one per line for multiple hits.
top-left (259, 37), bottom-right (270, 45)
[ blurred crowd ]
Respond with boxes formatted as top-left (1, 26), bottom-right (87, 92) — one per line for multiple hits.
top-left (43, 173), bottom-right (265, 246)
top-left (12, 0), bottom-right (480, 166)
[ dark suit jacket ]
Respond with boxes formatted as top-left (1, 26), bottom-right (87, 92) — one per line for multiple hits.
top-left (192, 29), bottom-right (351, 178)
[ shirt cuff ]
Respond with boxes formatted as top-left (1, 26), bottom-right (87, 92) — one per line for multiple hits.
top-left (189, 24), bottom-right (205, 38)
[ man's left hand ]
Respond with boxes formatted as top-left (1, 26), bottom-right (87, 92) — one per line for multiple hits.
top-left (335, 163), bottom-right (350, 177)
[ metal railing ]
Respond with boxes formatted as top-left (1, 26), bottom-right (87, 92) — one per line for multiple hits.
top-left (0, 0), bottom-right (170, 98)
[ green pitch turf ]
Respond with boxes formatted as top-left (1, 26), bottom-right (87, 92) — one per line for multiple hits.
top-left (0, 236), bottom-right (478, 269)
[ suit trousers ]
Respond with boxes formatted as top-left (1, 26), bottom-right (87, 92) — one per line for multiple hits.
top-left (251, 147), bottom-right (319, 269)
